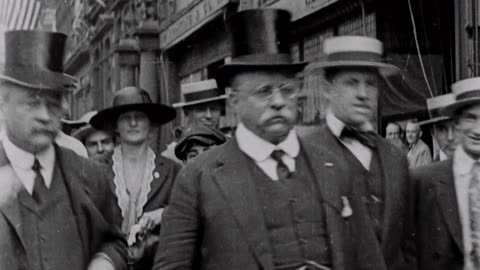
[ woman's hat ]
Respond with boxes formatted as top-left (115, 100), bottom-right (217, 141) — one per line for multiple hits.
top-left (90, 86), bottom-right (176, 131)
top-left (0, 30), bottom-right (77, 91)
top-left (172, 80), bottom-right (227, 108)
top-left (417, 94), bottom-right (454, 126)
top-left (215, 9), bottom-right (307, 89)
top-left (174, 124), bottom-right (227, 160)
top-left (306, 36), bottom-right (400, 77)
top-left (444, 77), bottom-right (480, 116)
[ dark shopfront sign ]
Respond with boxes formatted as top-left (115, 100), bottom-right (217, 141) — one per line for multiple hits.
top-left (265, 0), bottom-right (338, 21)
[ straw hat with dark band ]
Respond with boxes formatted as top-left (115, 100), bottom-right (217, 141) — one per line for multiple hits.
top-left (417, 94), bottom-right (454, 126)
top-left (444, 77), bottom-right (480, 116)
top-left (173, 79), bottom-right (227, 108)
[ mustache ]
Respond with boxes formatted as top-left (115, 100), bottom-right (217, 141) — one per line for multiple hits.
top-left (32, 126), bottom-right (58, 135)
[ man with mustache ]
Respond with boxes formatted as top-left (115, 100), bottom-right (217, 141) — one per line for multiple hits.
top-left (305, 36), bottom-right (413, 269)
top-left (153, 9), bottom-right (389, 270)
top-left (0, 31), bottom-right (127, 270)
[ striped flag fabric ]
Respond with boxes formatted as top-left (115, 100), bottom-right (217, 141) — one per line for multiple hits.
top-left (0, 0), bottom-right (43, 31)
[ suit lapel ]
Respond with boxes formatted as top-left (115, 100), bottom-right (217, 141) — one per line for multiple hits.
top-left (147, 154), bottom-right (168, 202)
top-left (435, 159), bottom-right (464, 252)
top-left (212, 139), bottom-right (274, 270)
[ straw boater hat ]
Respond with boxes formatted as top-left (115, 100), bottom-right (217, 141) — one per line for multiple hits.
top-left (417, 94), bottom-right (455, 126)
top-left (173, 79), bottom-right (227, 109)
top-left (174, 124), bottom-right (227, 160)
top-left (90, 86), bottom-right (176, 131)
top-left (444, 77), bottom-right (480, 116)
top-left (0, 30), bottom-right (77, 91)
top-left (71, 111), bottom-right (112, 143)
top-left (215, 9), bottom-right (307, 89)
top-left (306, 36), bottom-right (400, 77)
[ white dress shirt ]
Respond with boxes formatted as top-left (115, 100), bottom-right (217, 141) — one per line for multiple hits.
top-left (326, 110), bottom-right (373, 170)
top-left (453, 146), bottom-right (480, 270)
top-left (2, 137), bottom-right (55, 194)
top-left (236, 122), bottom-right (299, 181)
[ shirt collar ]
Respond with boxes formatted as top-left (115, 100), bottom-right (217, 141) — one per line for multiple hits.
top-left (235, 122), bottom-right (300, 162)
top-left (454, 146), bottom-right (477, 176)
top-left (2, 136), bottom-right (55, 170)
top-left (325, 109), bottom-right (374, 138)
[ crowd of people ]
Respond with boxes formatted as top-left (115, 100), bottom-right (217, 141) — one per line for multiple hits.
top-left (1, 7), bottom-right (480, 270)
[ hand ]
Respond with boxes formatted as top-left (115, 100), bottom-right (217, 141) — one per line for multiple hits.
top-left (138, 208), bottom-right (164, 231)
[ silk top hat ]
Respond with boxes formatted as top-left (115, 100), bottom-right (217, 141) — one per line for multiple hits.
top-left (306, 36), bottom-right (400, 77)
top-left (417, 94), bottom-right (455, 126)
top-left (175, 124), bottom-right (227, 160)
top-left (90, 86), bottom-right (176, 131)
top-left (173, 79), bottom-right (227, 108)
top-left (0, 30), bottom-right (77, 91)
top-left (444, 77), bottom-right (480, 116)
top-left (215, 9), bottom-right (307, 89)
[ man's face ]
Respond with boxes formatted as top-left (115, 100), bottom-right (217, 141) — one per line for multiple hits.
top-left (456, 104), bottom-right (480, 159)
top-left (386, 124), bottom-right (401, 140)
top-left (85, 130), bottom-right (115, 161)
top-left (116, 110), bottom-right (151, 145)
top-left (433, 120), bottom-right (456, 158)
top-left (184, 144), bottom-right (211, 164)
top-left (406, 123), bottom-right (421, 144)
top-left (0, 84), bottom-right (63, 153)
top-left (185, 102), bottom-right (223, 129)
top-left (328, 69), bottom-right (379, 128)
top-left (230, 70), bottom-right (299, 144)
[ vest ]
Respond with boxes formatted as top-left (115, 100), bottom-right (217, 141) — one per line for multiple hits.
top-left (18, 160), bottom-right (84, 270)
top-left (248, 148), bottom-right (331, 269)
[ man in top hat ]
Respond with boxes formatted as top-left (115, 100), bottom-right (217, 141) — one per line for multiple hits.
top-left (405, 120), bottom-right (432, 168)
top-left (154, 9), bottom-right (387, 270)
top-left (411, 77), bottom-right (480, 269)
top-left (72, 111), bottom-right (115, 164)
top-left (417, 94), bottom-right (457, 161)
top-left (174, 124), bottom-right (227, 164)
top-left (305, 36), bottom-right (413, 269)
top-left (0, 30), bottom-right (127, 270)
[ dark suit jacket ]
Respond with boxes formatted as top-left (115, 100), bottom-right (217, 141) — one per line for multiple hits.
top-left (411, 160), bottom-right (464, 270)
top-left (0, 144), bottom-right (127, 270)
top-left (153, 137), bottom-right (387, 270)
top-left (306, 125), bottom-right (413, 270)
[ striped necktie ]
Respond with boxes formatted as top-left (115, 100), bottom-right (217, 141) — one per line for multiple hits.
top-left (270, 150), bottom-right (291, 180)
top-left (469, 161), bottom-right (480, 267)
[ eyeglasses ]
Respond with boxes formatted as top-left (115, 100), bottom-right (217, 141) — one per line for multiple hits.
top-left (236, 82), bottom-right (300, 100)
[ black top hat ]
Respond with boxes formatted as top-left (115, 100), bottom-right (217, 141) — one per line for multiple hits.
top-left (215, 9), bottom-right (307, 89)
top-left (174, 124), bottom-right (227, 160)
top-left (0, 30), bottom-right (77, 91)
top-left (90, 86), bottom-right (176, 131)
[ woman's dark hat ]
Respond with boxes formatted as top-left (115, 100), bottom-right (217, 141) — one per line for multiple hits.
top-left (444, 77), bottom-right (480, 116)
top-left (90, 86), bottom-right (176, 131)
top-left (0, 30), bottom-right (77, 91)
top-left (175, 124), bottom-right (227, 160)
top-left (215, 9), bottom-right (307, 89)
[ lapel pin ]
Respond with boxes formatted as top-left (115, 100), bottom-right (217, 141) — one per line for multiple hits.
top-left (324, 162), bottom-right (334, 167)
top-left (153, 171), bottom-right (160, 179)
top-left (341, 196), bottom-right (353, 218)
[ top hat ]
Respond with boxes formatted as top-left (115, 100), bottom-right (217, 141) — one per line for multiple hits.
top-left (0, 30), bottom-right (77, 91)
top-left (215, 9), bottom-right (307, 89)
top-left (444, 77), bottom-right (480, 116)
top-left (173, 79), bottom-right (227, 108)
top-left (90, 86), bottom-right (176, 131)
top-left (174, 124), bottom-right (227, 160)
top-left (417, 94), bottom-right (455, 126)
top-left (306, 36), bottom-right (400, 77)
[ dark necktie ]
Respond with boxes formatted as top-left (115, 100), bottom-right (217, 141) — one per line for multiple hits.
top-left (341, 126), bottom-right (377, 149)
top-left (270, 150), bottom-right (291, 180)
top-left (32, 158), bottom-right (48, 205)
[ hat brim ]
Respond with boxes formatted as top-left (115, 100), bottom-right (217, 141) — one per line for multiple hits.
top-left (444, 98), bottom-right (480, 116)
top-left (90, 103), bottom-right (176, 131)
top-left (175, 133), bottom-right (226, 160)
top-left (72, 125), bottom-right (95, 142)
top-left (417, 116), bottom-right (451, 126)
top-left (306, 61), bottom-right (400, 77)
top-left (172, 95), bottom-right (228, 108)
top-left (0, 67), bottom-right (77, 91)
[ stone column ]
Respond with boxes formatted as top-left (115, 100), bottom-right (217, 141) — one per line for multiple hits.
top-left (115, 38), bottom-right (139, 89)
top-left (135, 23), bottom-right (160, 102)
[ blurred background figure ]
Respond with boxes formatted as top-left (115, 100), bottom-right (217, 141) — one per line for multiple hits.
top-left (160, 126), bottom-right (184, 165)
top-left (54, 97), bottom-right (88, 157)
top-left (385, 122), bottom-right (407, 151)
top-left (174, 124), bottom-right (226, 164)
top-left (406, 121), bottom-right (432, 168)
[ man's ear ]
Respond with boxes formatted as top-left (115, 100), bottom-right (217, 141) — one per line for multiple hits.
top-left (229, 91), bottom-right (240, 111)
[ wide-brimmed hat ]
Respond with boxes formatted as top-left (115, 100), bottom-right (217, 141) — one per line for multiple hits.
top-left (0, 30), bottom-right (77, 91)
top-left (215, 9), bottom-right (307, 89)
top-left (444, 77), bottom-right (480, 116)
top-left (90, 86), bottom-right (176, 131)
top-left (173, 79), bottom-right (227, 108)
top-left (417, 94), bottom-right (454, 126)
top-left (306, 36), bottom-right (400, 77)
top-left (174, 124), bottom-right (227, 160)
top-left (70, 111), bottom-right (107, 142)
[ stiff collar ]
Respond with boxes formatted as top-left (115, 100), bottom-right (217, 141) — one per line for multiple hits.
top-left (2, 136), bottom-right (55, 171)
top-left (326, 109), bottom-right (374, 138)
top-left (454, 146), bottom-right (478, 176)
top-left (235, 122), bottom-right (300, 162)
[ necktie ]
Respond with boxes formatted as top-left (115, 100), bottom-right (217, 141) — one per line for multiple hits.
top-left (469, 162), bottom-right (480, 267)
top-left (340, 126), bottom-right (377, 149)
top-left (32, 158), bottom-right (48, 205)
top-left (270, 149), bottom-right (291, 180)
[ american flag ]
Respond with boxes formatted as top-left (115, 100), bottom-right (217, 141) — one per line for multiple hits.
top-left (0, 0), bottom-right (43, 31)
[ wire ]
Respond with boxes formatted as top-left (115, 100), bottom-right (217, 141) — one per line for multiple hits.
top-left (407, 0), bottom-right (434, 97)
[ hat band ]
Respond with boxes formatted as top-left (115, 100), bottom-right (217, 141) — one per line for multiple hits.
top-left (184, 89), bottom-right (222, 102)
top-left (428, 107), bottom-right (444, 119)
top-left (456, 90), bottom-right (480, 101)
top-left (327, 51), bottom-right (383, 63)
top-left (231, 53), bottom-right (294, 65)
